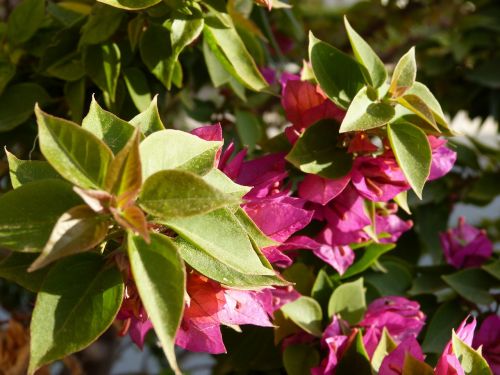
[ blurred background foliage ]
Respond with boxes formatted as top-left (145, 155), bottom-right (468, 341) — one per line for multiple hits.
top-left (0, 0), bottom-right (498, 373)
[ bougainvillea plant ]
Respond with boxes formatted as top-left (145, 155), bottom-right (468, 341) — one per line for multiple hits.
top-left (0, 1), bottom-right (498, 374)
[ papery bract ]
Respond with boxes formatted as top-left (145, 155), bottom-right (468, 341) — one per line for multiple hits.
top-left (439, 216), bottom-right (493, 269)
top-left (298, 174), bottom-right (351, 206)
top-left (379, 337), bottom-right (425, 375)
top-left (473, 315), bottom-right (500, 374)
top-left (311, 316), bottom-right (349, 375)
top-left (428, 136), bottom-right (457, 180)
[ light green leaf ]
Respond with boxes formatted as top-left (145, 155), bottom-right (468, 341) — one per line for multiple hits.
top-left (396, 94), bottom-right (439, 132)
top-left (235, 110), bottom-right (263, 152)
top-left (79, 4), bottom-right (123, 46)
top-left (283, 344), bottom-right (320, 375)
top-left (371, 328), bottom-right (397, 371)
top-left (442, 268), bottom-right (496, 306)
top-left (387, 121), bottom-right (431, 199)
top-left (175, 238), bottom-right (287, 289)
top-left (0, 180), bottom-right (82, 252)
top-left (394, 191), bottom-right (411, 214)
top-left (0, 83), bottom-right (50, 132)
top-left (36, 106), bottom-right (114, 189)
top-left (204, 23), bottom-right (268, 91)
top-left (311, 269), bottom-right (336, 308)
top-left (389, 47), bottom-right (416, 98)
top-left (28, 254), bottom-right (123, 374)
top-left (344, 17), bottom-right (387, 88)
top-left (129, 95), bottom-right (165, 136)
top-left (286, 120), bottom-right (353, 179)
top-left (280, 296), bottom-right (323, 337)
top-left (139, 170), bottom-right (238, 219)
top-left (202, 37), bottom-right (231, 87)
top-left (6, 151), bottom-right (60, 189)
top-left (202, 169), bottom-right (251, 199)
top-left (127, 233), bottom-right (185, 375)
top-left (234, 208), bottom-right (277, 249)
top-left (7, 0), bottom-right (45, 45)
top-left (452, 331), bottom-right (493, 375)
top-left (29, 205), bottom-right (109, 271)
top-left (0, 253), bottom-right (51, 292)
top-left (341, 243), bottom-right (395, 280)
top-left (97, 0), bottom-right (161, 10)
top-left (328, 278), bottom-right (366, 324)
top-left (339, 87), bottom-right (395, 133)
top-left (123, 67), bottom-right (152, 112)
top-left (82, 97), bottom-right (135, 154)
top-left (84, 43), bottom-right (121, 103)
top-left (140, 129), bottom-right (221, 179)
top-left (162, 208), bottom-right (275, 276)
top-left (309, 32), bottom-right (365, 109)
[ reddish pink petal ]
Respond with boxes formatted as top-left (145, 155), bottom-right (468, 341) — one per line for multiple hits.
top-left (298, 174), bottom-right (351, 205)
top-left (379, 337), bottom-right (424, 375)
top-left (219, 290), bottom-right (273, 327)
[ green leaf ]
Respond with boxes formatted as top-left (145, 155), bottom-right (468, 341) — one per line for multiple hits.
top-left (341, 243), bottom-right (395, 279)
top-left (452, 331), bottom-right (493, 375)
top-left (29, 253), bottom-right (123, 374)
top-left (235, 110), bottom-right (263, 152)
top-left (127, 233), bottom-right (185, 375)
top-left (483, 260), bottom-right (500, 280)
top-left (204, 23), bottom-right (268, 91)
top-left (371, 328), bottom-right (397, 371)
top-left (311, 269), bottom-right (336, 309)
top-left (387, 121), bottom-right (432, 199)
top-left (339, 87), bottom-right (395, 133)
top-left (97, 0), bottom-right (161, 10)
top-left (202, 169), bottom-right (251, 199)
top-left (422, 300), bottom-right (467, 354)
top-left (394, 191), bottom-right (411, 214)
top-left (0, 83), bottom-right (50, 132)
top-left (82, 97), bottom-right (135, 154)
top-left (202, 37), bottom-right (231, 87)
top-left (64, 79), bottom-right (86, 123)
top-left (328, 278), bottom-right (366, 324)
top-left (36, 106), bottom-right (114, 189)
top-left (7, 0), bottom-right (45, 45)
top-left (140, 24), bottom-right (173, 89)
top-left (175, 238), bottom-right (287, 288)
top-left (283, 344), bottom-right (320, 375)
top-left (0, 60), bottom-right (15, 95)
top-left (139, 169), bottom-right (237, 219)
top-left (129, 95), bottom-right (165, 136)
top-left (406, 82), bottom-right (450, 132)
top-left (389, 47), bottom-right (416, 98)
top-left (280, 296), bottom-right (323, 337)
top-left (79, 4), bottom-right (123, 46)
top-left (6, 151), bottom-right (60, 189)
top-left (336, 330), bottom-right (371, 375)
top-left (442, 268), bottom-right (496, 306)
top-left (309, 32), bottom-right (366, 109)
top-left (140, 129), bottom-right (221, 179)
top-left (344, 17), bottom-right (387, 88)
top-left (402, 354), bottom-right (435, 375)
top-left (0, 253), bottom-right (50, 292)
top-left (164, 18), bottom-right (204, 88)
top-left (286, 120), bottom-right (353, 179)
top-left (162, 208), bottom-right (275, 276)
top-left (123, 67), bottom-right (152, 112)
top-left (396, 94), bottom-right (439, 132)
top-left (29, 206), bottom-right (109, 271)
top-left (0, 180), bottom-right (82, 252)
top-left (84, 43), bottom-right (121, 103)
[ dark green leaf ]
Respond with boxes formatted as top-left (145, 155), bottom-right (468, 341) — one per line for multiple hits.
top-left (0, 83), bottom-right (50, 132)
top-left (336, 330), bottom-right (371, 375)
top-left (29, 254), bottom-right (123, 373)
top-left (7, 0), bottom-right (45, 45)
top-left (6, 151), bottom-right (60, 189)
top-left (286, 120), bottom-right (353, 179)
top-left (80, 4), bottom-right (123, 46)
top-left (97, 0), bottom-right (161, 10)
top-left (82, 97), bottom-right (135, 154)
top-left (235, 110), bottom-right (263, 152)
top-left (442, 268), bottom-right (497, 306)
top-left (0, 60), bottom-right (15, 95)
top-left (139, 129), bottom-right (221, 179)
top-left (127, 233), bottom-right (185, 374)
top-left (0, 253), bottom-right (50, 292)
top-left (280, 296), bottom-right (323, 337)
top-left (162, 208), bottom-right (275, 276)
top-left (309, 32), bottom-right (365, 109)
top-left (452, 331), bottom-right (493, 375)
top-left (140, 24), bottom-right (172, 89)
top-left (36, 106), bottom-right (114, 189)
top-left (341, 243), bottom-right (395, 279)
top-left (311, 269), bottom-right (336, 309)
top-left (328, 278), bottom-right (366, 324)
top-left (283, 344), bottom-right (320, 375)
top-left (344, 17), bottom-right (387, 88)
top-left (64, 79), bottom-right (86, 123)
top-left (389, 47), bottom-right (416, 98)
top-left (339, 87), bottom-right (395, 133)
top-left (139, 169), bottom-right (238, 219)
top-left (0, 180), bottom-right (82, 252)
top-left (175, 238), bottom-right (287, 288)
top-left (123, 67), bottom-right (152, 112)
top-left (29, 205), bottom-right (109, 271)
top-left (483, 260), bottom-right (500, 280)
top-left (84, 43), bottom-right (121, 103)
